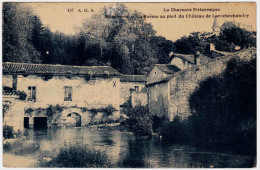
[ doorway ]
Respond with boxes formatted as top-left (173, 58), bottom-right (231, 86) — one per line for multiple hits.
top-left (34, 117), bottom-right (47, 129)
top-left (24, 117), bottom-right (29, 128)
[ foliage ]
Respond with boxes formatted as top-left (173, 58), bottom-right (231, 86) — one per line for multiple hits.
top-left (89, 105), bottom-right (116, 117)
top-left (124, 105), bottom-right (152, 136)
top-left (218, 27), bottom-right (256, 50)
top-left (25, 108), bottom-right (34, 116)
top-left (3, 125), bottom-right (14, 139)
top-left (41, 142), bottom-right (113, 167)
top-left (160, 116), bottom-right (192, 143)
top-left (174, 32), bottom-right (210, 54)
top-left (3, 100), bottom-right (12, 119)
top-left (3, 3), bottom-right (175, 75)
top-left (3, 3), bottom-right (41, 63)
top-left (152, 114), bottom-right (169, 131)
top-left (174, 28), bottom-right (256, 54)
top-left (103, 105), bottom-right (116, 117)
top-left (80, 107), bottom-right (87, 112)
top-left (46, 104), bottom-right (63, 118)
top-left (149, 36), bottom-right (176, 64)
top-left (16, 90), bottom-right (27, 100)
top-left (78, 3), bottom-right (163, 74)
top-left (189, 57), bottom-right (256, 154)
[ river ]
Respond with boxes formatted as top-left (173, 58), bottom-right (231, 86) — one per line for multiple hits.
top-left (3, 127), bottom-right (255, 168)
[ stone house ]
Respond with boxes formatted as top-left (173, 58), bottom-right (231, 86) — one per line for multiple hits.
top-left (120, 75), bottom-right (147, 110)
top-left (168, 52), bottom-right (213, 70)
top-left (3, 62), bottom-right (122, 128)
top-left (147, 64), bottom-right (180, 120)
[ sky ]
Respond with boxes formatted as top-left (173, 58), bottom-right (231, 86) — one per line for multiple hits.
top-left (28, 2), bottom-right (256, 41)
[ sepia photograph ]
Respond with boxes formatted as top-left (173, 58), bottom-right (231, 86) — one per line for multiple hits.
top-left (2, 2), bottom-right (256, 168)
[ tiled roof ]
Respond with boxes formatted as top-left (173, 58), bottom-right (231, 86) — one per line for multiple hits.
top-left (168, 53), bottom-right (213, 65)
top-left (155, 64), bottom-right (181, 74)
top-left (3, 62), bottom-right (122, 77)
top-left (120, 75), bottom-right (147, 82)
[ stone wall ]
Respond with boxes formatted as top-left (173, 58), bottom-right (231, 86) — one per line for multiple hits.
top-left (120, 82), bottom-right (146, 105)
top-left (148, 81), bottom-right (170, 118)
top-left (24, 106), bottom-right (120, 128)
top-left (2, 74), bottom-right (121, 128)
top-left (131, 91), bottom-right (148, 107)
top-left (3, 96), bottom-right (26, 132)
top-left (3, 75), bottom-right (121, 111)
top-left (168, 48), bottom-right (256, 119)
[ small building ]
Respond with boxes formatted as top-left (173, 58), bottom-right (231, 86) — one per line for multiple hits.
top-left (3, 62), bottom-right (122, 129)
top-left (147, 64), bottom-right (180, 120)
top-left (120, 75), bottom-right (147, 111)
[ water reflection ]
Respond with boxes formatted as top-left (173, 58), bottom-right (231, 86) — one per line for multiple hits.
top-left (19, 128), bottom-right (255, 168)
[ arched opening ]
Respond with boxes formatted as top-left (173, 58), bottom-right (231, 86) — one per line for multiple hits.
top-left (66, 112), bottom-right (81, 127)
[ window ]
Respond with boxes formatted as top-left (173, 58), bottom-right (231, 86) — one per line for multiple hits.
top-left (135, 86), bottom-right (139, 92)
top-left (64, 86), bottom-right (72, 101)
top-left (28, 86), bottom-right (36, 102)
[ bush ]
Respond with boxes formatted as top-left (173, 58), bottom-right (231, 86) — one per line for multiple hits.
top-left (152, 115), bottom-right (168, 132)
top-left (46, 104), bottom-right (63, 118)
top-left (41, 142), bottom-right (113, 168)
top-left (3, 125), bottom-right (14, 139)
top-left (124, 105), bottom-right (152, 136)
top-left (16, 90), bottom-right (27, 100)
top-left (161, 116), bottom-right (191, 143)
top-left (103, 105), bottom-right (116, 117)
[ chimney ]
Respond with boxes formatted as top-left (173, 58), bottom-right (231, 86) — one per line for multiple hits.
top-left (194, 51), bottom-right (201, 65)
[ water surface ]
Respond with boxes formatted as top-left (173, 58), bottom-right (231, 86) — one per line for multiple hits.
top-left (4, 128), bottom-right (255, 168)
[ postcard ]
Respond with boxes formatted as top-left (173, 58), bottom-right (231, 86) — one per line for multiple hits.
top-left (2, 2), bottom-right (256, 168)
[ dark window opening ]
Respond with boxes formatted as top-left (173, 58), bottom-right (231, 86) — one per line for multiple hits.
top-left (24, 117), bottom-right (29, 129)
top-left (64, 86), bottom-right (72, 101)
top-left (28, 86), bottom-right (36, 102)
top-left (34, 117), bottom-right (47, 129)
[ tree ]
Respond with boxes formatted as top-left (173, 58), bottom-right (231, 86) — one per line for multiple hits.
top-left (3, 3), bottom-right (175, 74)
top-left (79, 3), bottom-right (168, 74)
top-left (3, 3), bottom-right (41, 63)
top-left (149, 36), bottom-right (176, 64)
top-left (188, 56), bottom-right (256, 154)
top-left (219, 27), bottom-right (256, 49)
top-left (174, 32), bottom-right (210, 54)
